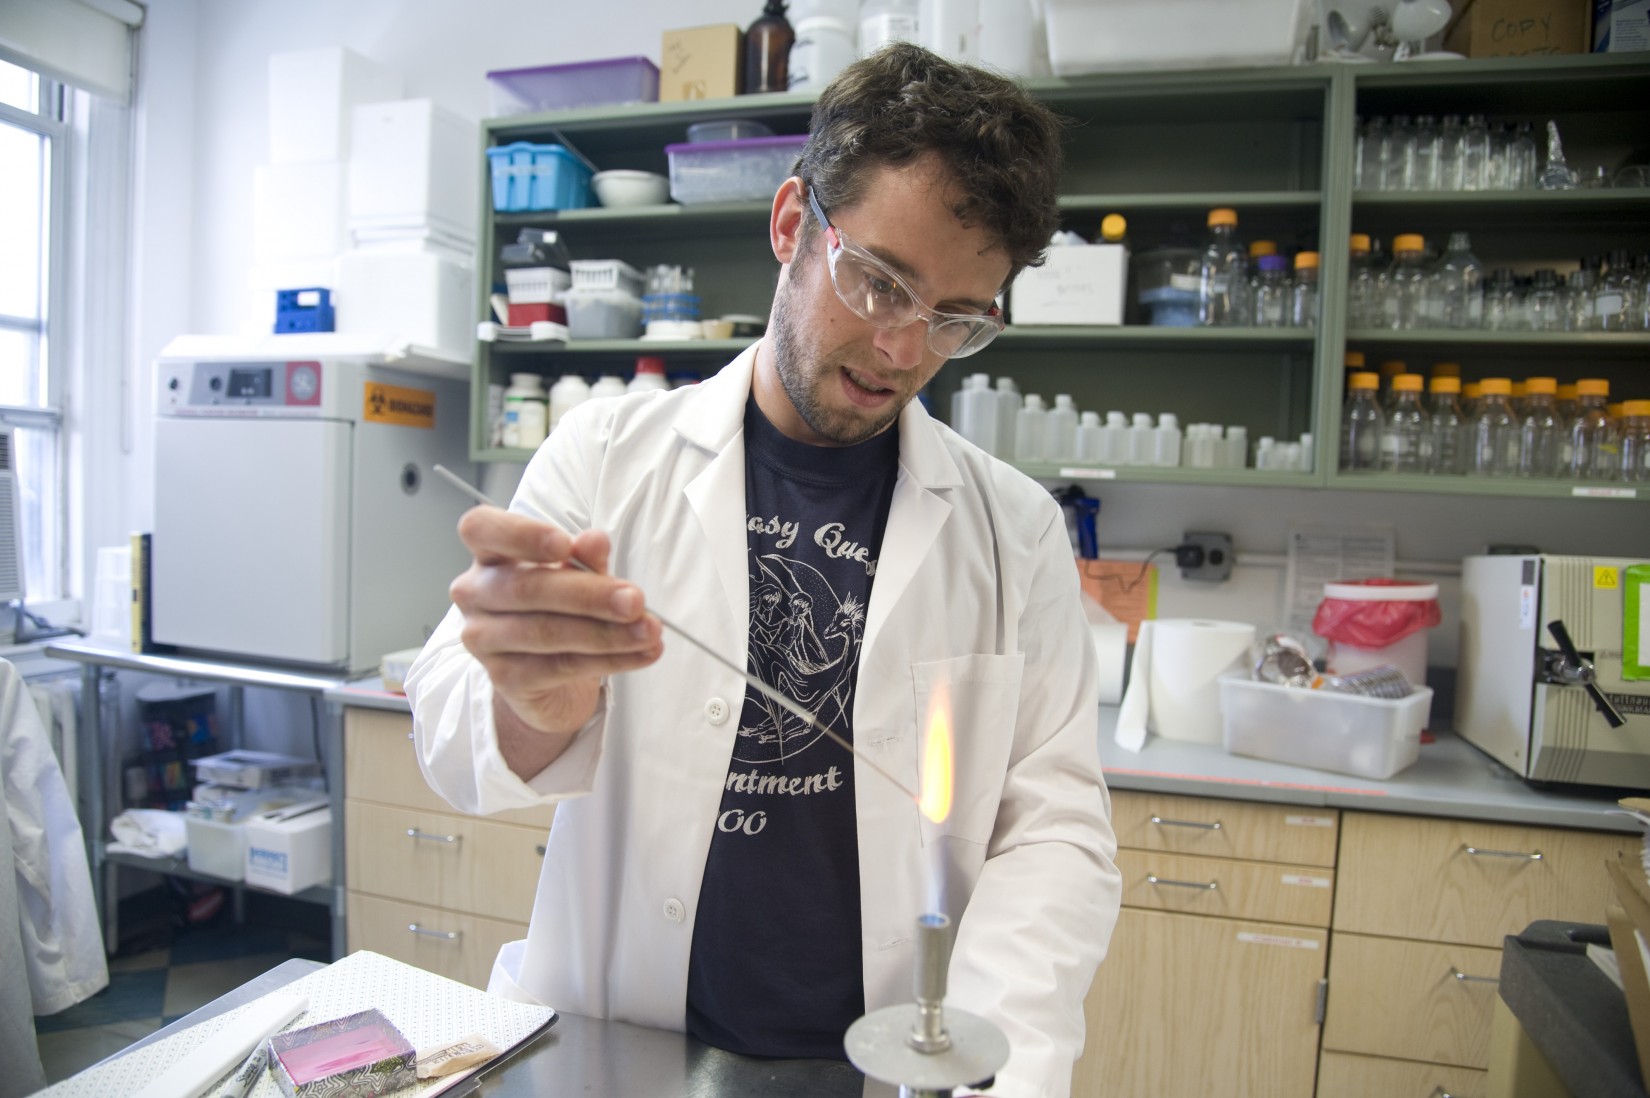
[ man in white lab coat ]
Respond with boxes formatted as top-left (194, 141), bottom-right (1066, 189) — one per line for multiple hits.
top-left (408, 43), bottom-right (1121, 1098)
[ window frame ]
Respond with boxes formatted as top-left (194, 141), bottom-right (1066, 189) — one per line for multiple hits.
top-left (0, 70), bottom-right (71, 604)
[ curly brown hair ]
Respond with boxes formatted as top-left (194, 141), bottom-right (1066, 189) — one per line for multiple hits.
top-left (794, 43), bottom-right (1065, 283)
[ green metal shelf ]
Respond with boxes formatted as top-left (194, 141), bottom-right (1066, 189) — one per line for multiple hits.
top-left (1061, 191), bottom-right (1321, 211)
top-left (493, 202), bottom-right (769, 232)
top-left (1014, 463), bottom-right (1321, 489)
top-left (487, 338), bottom-right (755, 356)
top-left (1344, 329), bottom-right (1650, 348)
top-left (1326, 472), bottom-right (1644, 501)
top-left (997, 326), bottom-right (1315, 348)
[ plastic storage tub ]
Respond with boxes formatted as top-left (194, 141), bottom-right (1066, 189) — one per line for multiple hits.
top-left (486, 143), bottom-right (593, 212)
top-left (486, 57), bottom-right (660, 116)
top-left (1218, 674), bottom-right (1434, 780)
top-left (190, 750), bottom-right (320, 790)
top-left (185, 816), bottom-right (247, 880)
top-left (565, 287), bottom-right (643, 339)
top-left (569, 259), bottom-right (645, 297)
top-left (666, 135), bottom-right (810, 205)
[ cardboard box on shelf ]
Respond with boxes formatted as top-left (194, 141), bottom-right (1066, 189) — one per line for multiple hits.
top-left (1443, 0), bottom-right (1591, 57)
top-left (661, 24), bottom-right (743, 101)
top-left (1010, 245), bottom-right (1129, 326)
top-left (1593, 0), bottom-right (1650, 51)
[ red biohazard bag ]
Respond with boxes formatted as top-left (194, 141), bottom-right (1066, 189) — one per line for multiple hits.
top-left (1312, 578), bottom-right (1441, 649)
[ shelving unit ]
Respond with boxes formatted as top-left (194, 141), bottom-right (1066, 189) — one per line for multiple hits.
top-left (472, 54), bottom-right (1649, 503)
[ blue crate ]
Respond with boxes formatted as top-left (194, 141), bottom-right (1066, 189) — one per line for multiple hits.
top-left (486, 142), bottom-right (592, 213)
top-left (274, 287), bottom-right (334, 334)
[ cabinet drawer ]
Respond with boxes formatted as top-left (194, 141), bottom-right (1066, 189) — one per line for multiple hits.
top-left (344, 707), bottom-right (557, 829)
top-left (1116, 849), bottom-right (1333, 928)
top-left (347, 891), bottom-right (524, 990)
top-left (1076, 907), bottom-right (1326, 1098)
top-left (1322, 933), bottom-right (1502, 1068)
top-left (1317, 1050), bottom-right (1486, 1098)
top-left (346, 799), bottom-right (544, 923)
top-left (1109, 790), bottom-right (1338, 868)
top-left (1333, 811), bottom-right (1635, 946)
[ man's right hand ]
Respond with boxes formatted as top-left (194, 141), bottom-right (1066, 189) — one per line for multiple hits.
top-left (448, 505), bottom-right (663, 778)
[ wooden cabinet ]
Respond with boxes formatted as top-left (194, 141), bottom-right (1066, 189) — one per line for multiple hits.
top-left (343, 706), bottom-right (552, 988)
top-left (1074, 790), bottom-right (1335, 1098)
top-left (1319, 811), bottom-right (1637, 1089)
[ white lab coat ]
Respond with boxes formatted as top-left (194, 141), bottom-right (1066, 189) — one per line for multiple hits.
top-left (409, 345), bottom-right (1121, 1098)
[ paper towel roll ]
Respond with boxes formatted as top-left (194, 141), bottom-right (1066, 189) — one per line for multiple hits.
top-left (1147, 619), bottom-right (1257, 744)
top-left (1090, 620), bottom-right (1129, 705)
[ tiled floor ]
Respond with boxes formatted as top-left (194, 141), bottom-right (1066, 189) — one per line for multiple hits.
top-left (33, 888), bottom-right (330, 1085)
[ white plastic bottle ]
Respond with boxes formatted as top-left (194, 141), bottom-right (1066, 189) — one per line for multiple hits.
top-left (919, 0), bottom-right (977, 61)
top-left (858, 0), bottom-right (919, 54)
top-left (951, 373), bottom-right (999, 454)
top-left (1075, 411), bottom-right (1104, 462)
top-left (590, 375), bottom-right (628, 400)
top-left (993, 377), bottom-right (1019, 458)
top-left (1154, 412), bottom-right (1182, 467)
top-left (1297, 431), bottom-right (1313, 472)
top-left (1255, 436), bottom-right (1276, 470)
top-left (789, 16), bottom-right (857, 91)
top-left (502, 373), bottom-right (548, 449)
top-left (1127, 413), bottom-right (1155, 465)
top-left (1227, 425), bottom-right (1248, 469)
top-left (975, 0), bottom-right (1034, 76)
top-left (1014, 394), bottom-right (1047, 463)
top-left (548, 373), bottom-right (591, 431)
top-left (1044, 393), bottom-right (1078, 462)
top-left (1101, 411), bottom-right (1129, 464)
top-left (627, 356), bottom-right (670, 393)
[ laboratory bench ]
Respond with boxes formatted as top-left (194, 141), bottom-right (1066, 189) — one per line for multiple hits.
top-left (53, 640), bottom-right (1644, 1098)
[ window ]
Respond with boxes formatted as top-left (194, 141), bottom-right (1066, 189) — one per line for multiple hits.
top-left (0, 57), bottom-right (66, 603)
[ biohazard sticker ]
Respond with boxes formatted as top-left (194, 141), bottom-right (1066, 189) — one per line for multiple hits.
top-left (364, 382), bottom-right (436, 428)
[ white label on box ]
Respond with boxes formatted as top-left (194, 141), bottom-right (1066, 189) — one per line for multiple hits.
top-left (1519, 583), bottom-right (1536, 631)
top-left (1169, 273), bottom-right (1200, 292)
top-left (1282, 873), bottom-right (1331, 889)
top-left (1571, 486), bottom-right (1636, 499)
top-left (1057, 466), bottom-right (1118, 479)
top-left (248, 844), bottom-right (289, 882)
top-left (1237, 932), bottom-right (1320, 950)
top-left (1284, 814), bottom-right (1335, 828)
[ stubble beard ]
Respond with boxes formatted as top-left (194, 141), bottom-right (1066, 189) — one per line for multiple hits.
top-left (769, 274), bottom-right (906, 447)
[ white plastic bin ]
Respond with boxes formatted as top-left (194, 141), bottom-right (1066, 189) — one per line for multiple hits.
top-left (1043, 0), bottom-right (1308, 75)
top-left (1218, 674), bottom-right (1433, 780)
top-left (185, 816), bottom-right (247, 880)
top-left (568, 259), bottom-right (645, 297)
top-left (564, 287), bottom-right (643, 339)
top-left (665, 135), bottom-right (810, 205)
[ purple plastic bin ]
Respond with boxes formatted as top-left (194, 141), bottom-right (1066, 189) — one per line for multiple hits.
top-left (487, 57), bottom-right (660, 116)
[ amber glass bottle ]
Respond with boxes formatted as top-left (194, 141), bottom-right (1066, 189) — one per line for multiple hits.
top-left (744, 0), bottom-right (794, 94)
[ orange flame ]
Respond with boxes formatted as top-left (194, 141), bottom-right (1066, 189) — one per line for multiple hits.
top-left (919, 690), bottom-right (953, 824)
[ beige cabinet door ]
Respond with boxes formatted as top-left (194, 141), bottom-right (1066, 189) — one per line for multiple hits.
top-left (1115, 848), bottom-right (1334, 928)
top-left (1334, 811), bottom-right (1636, 946)
top-left (1074, 907), bottom-right (1327, 1098)
top-left (347, 892), bottom-right (525, 990)
top-left (1322, 932), bottom-right (1503, 1068)
top-left (346, 799), bottom-right (545, 922)
top-left (1317, 1050), bottom-right (1486, 1098)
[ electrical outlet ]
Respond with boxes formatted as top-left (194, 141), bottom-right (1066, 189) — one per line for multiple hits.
top-left (1181, 531), bottom-right (1234, 582)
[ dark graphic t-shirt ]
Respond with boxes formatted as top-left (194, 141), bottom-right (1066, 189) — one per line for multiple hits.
top-left (685, 396), bottom-right (900, 1059)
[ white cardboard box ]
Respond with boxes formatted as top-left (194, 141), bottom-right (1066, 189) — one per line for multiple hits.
top-left (348, 98), bottom-right (479, 243)
top-left (1011, 244), bottom-right (1128, 326)
top-left (335, 248), bottom-right (475, 359)
top-left (253, 161), bottom-right (347, 262)
top-left (244, 807), bottom-right (332, 895)
top-left (269, 47), bottom-right (402, 164)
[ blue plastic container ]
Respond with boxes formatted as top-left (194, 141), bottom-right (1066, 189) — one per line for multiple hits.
top-left (274, 287), bottom-right (334, 334)
top-left (486, 142), bottom-right (593, 212)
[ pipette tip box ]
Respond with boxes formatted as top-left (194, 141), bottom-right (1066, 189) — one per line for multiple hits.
top-left (268, 1007), bottom-right (415, 1097)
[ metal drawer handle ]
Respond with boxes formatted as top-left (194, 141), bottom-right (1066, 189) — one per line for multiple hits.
top-left (407, 923), bottom-right (460, 941)
top-left (1147, 874), bottom-right (1218, 891)
top-left (1430, 1089), bottom-right (1457, 1098)
top-left (1449, 966), bottom-right (1499, 986)
top-left (407, 731), bottom-right (414, 741)
top-left (1463, 844), bottom-right (1542, 861)
top-left (536, 844), bottom-right (547, 856)
top-left (406, 828), bottom-right (461, 844)
top-left (1150, 815), bottom-right (1223, 831)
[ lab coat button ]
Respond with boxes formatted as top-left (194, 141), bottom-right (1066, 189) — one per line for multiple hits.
top-left (703, 697), bottom-right (729, 725)
top-left (663, 898), bottom-right (686, 923)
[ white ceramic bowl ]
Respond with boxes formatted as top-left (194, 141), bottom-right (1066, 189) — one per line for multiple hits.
top-left (592, 169), bottom-right (671, 208)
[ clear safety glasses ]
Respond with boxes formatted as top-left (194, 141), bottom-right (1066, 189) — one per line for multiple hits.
top-left (807, 187), bottom-right (1005, 360)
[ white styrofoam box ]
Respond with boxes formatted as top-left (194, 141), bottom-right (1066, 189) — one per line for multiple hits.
top-left (1043, 0), bottom-right (1309, 74)
top-left (348, 219), bottom-right (475, 258)
top-left (244, 807), bottom-right (332, 895)
top-left (1218, 674), bottom-right (1434, 780)
top-left (335, 248), bottom-right (475, 359)
top-left (348, 99), bottom-right (480, 241)
top-left (268, 47), bottom-right (402, 164)
top-left (186, 816), bottom-right (247, 880)
top-left (253, 161), bottom-right (347, 262)
top-left (1011, 244), bottom-right (1128, 326)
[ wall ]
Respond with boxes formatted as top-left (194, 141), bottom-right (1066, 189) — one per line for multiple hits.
top-left (115, 0), bottom-right (1646, 715)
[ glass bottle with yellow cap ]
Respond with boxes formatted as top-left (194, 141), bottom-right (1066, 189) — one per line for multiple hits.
top-left (1291, 251), bottom-right (1320, 328)
top-left (1427, 375), bottom-right (1468, 475)
top-left (1470, 378), bottom-right (1520, 476)
top-left (1379, 234), bottom-right (1429, 329)
top-left (1340, 371), bottom-right (1385, 472)
top-left (1569, 378), bottom-right (1617, 480)
top-left (1347, 234), bottom-right (1377, 328)
top-left (1619, 401), bottom-right (1650, 482)
top-left (1382, 374), bottom-right (1430, 473)
top-left (1518, 377), bottom-right (1564, 478)
top-left (1197, 207), bottom-right (1246, 327)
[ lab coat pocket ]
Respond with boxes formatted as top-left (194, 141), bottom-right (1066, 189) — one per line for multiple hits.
top-left (911, 652), bottom-right (1025, 848)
